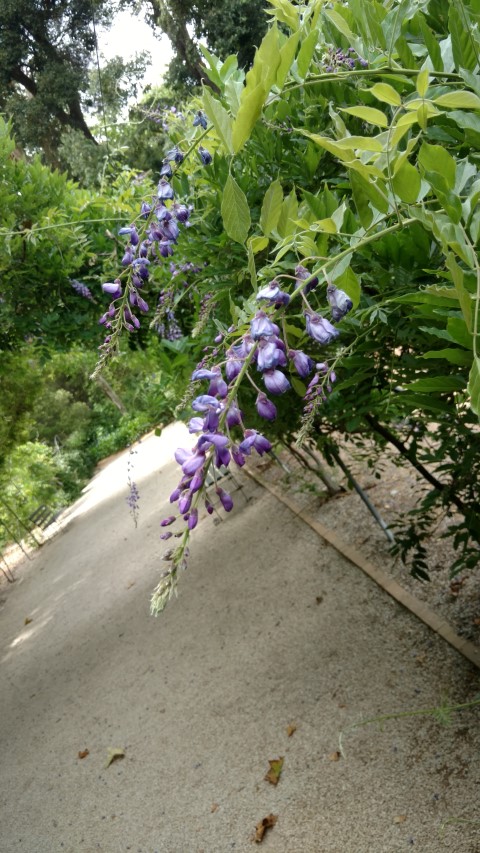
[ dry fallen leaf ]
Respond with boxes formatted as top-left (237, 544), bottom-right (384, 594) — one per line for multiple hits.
top-left (210, 803), bottom-right (219, 813)
top-left (105, 748), bottom-right (125, 768)
top-left (286, 723), bottom-right (297, 737)
top-left (394, 815), bottom-right (407, 824)
top-left (78, 749), bottom-right (89, 760)
top-left (24, 617), bottom-right (33, 625)
top-left (254, 813), bottom-right (277, 843)
top-left (328, 751), bottom-right (341, 762)
top-left (264, 757), bottom-right (284, 785)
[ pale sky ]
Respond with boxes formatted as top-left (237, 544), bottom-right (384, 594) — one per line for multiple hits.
top-left (97, 6), bottom-right (174, 90)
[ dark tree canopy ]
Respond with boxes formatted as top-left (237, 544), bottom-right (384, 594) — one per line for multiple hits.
top-left (148, 0), bottom-right (268, 91)
top-left (0, 0), bottom-right (268, 163)
top-left (0, 0), bottom-right (113, 162)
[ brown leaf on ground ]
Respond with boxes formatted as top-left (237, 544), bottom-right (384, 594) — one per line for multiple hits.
top-left (24, 617), bottom-right (33, 625)
top-left (78, 749), bottom-right (89, 759)
top-left (105, 748), bottom-right (125, 768)
top-left (254, 813), bottom-right (277, 843)
top-left (286, 723), bottom-right (297, 737)
top-left (264, 756), bottom-right (284, 785)
top-left (328, 751), bottom-right (341, 762)
top-left (394, 815), bottom-right (407, 824)
top-left (210, 803), bottom-right (219, 813)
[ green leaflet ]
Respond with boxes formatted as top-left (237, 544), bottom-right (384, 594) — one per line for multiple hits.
top-left (392, 161), bottom-right (421, 204)
top-left (276, 31), bottom-right (301, 89)
top-left (433, 91), bottom-right (480, 110)
top-left (449, 4), bottom-right (478, 72)
top-left (421, 349), bottom-right (472, 366)
top-left (403, 376), bottom-right (466, 393)
top-left (231, 25), bottom-right (281, 152)
top-left (296, 29), bottom-right (319, 79)
top-left (366, 82), bottom-right (401, 106)
top-left (202, 88), bottom-right (233, 155)
top-left (339, 106), bottom-right (389, 128)
top-left (260, 180), bottom-right (283, 236)
top-left (221, 175), bottom-right (251, 244)
top-left (468, 356), bottom-right (480, 418)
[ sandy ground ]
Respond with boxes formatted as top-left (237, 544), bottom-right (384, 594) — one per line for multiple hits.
top-left (0, 423), bottom-right (479, 853)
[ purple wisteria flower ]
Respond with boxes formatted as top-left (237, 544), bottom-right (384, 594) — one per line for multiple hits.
top-left (256, 281), bottom-right (290, 305)
top-left (305, 312), bottom-right (339, 345)
top-left (250, 311), bottom-right (275, 340)
top-left (289, 349), bottom-right (314, 378)
top-left (295, 264), bottom-right (319, 294)
top-left (70, 279), bottom-right (93, 301)
top-left (239, 429), bottom-right (272, 456)
top-left (255, 393), bottom-right (277, 421)
top-left (263, 368), bottom-right (291, 395)
top-left (326, 285), bottom-right (353, 322)
top-left (102, 280), bottom-right (122, 299)
top-left (158, 180), bottom-right (175, 200)
top-left (198, 146), bottom-right (213, 165)
top-left (193, 111), bottom-right (208, 129)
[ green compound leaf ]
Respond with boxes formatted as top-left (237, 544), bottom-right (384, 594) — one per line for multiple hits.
top-left (221, 175), bottom-right (251, 244)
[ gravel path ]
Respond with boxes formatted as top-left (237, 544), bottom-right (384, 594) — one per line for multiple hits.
top-left (0, 424), bottom-right (478, 853)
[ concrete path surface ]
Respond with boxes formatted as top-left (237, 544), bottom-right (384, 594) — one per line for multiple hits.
top-left (0, 424), bottom-right (478, 853)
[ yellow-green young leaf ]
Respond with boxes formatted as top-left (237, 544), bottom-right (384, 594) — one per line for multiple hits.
top-left (339, 106), bottom-right (389, 128)
top-left (334, 135), bottom-right (384, 152)
top-left (221, 175), bottom-right (251, 244)
top-left (367, 82), bottom-right (402, 106)
top-left (232, 82), bottom-right (267, 152)
top-left (202, 87), bottom-right (233, 154)
top-left (296, 28), bottom-right (319, 78)
top-left (417, 102), bottom-right (429, 130)
top-left (276, 31), bottom-right (301, 89)
top-left (392, 160), bottom-right (421, 203)
top-left (247, 241), bottom-right (257, 288)
top-left (300, 131), bottom-right (355, 162)
top-left (396, 112), bottom-right (421, 128)
top-left (245, 23), bottom-right (280, 91)
top-left (404, 98), bottom-right (439, 114)
top-left (433, 91), bottom-right (480, 110)
top-left (260, 180), bottom-right (283, 236)
top-left (268, 0), bottom-right (299, 30)
top-left (310, 218), bottom-right (337, 234)
top-left (446, 253), bottom-right (472, 330)
top-left (468, 356), bottom-right (480, 418)
top-left (249, 235), bottom-right (269, 254)
top-left (416, 69), bottom-right (429, 97)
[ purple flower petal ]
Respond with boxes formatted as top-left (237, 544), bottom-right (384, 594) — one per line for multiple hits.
top-left (263, 368), bottom-right (291, 395)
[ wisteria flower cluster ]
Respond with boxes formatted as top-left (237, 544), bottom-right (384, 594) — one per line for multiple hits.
top-left (150, 264), bottom-right (353, 613)
top-left (321, 46), bottom-right (368, 73)
top-left (94, 127), bottom-right (213, 374)
top-left (91, 110), bottom-right (354, 614)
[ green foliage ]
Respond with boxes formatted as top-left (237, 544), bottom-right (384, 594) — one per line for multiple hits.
top-left (141, 0), bottom-right (480, 583)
